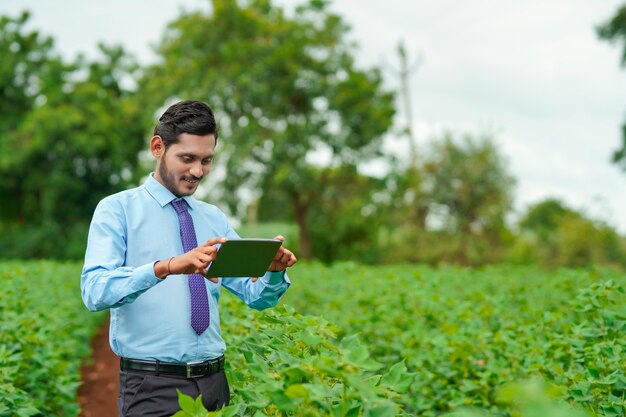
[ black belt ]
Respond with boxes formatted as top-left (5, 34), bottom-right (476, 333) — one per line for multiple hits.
top-left (120, 355), bottom-right (225, 378)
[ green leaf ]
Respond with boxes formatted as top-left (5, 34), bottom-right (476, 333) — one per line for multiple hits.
top-left (177, 389), bottom-right (197, 414)
top-left (268, 389), bottom-right (297, 412)
top-left (195, 394), bottom-right (208, 414)
top-left (214, 404), bottom-right (240, 417)
top-left (586, 368), bottom-right (600, 379)
top-left (285, 384), bottom-right (309, 399)
top-left (380, 360), bottom-right (414, 393)
top-left (364, 402), bottom-right (398, 417)
top-left (341, 336), bottom-right (383, 371)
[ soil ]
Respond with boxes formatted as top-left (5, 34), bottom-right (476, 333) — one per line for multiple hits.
top-left (78, 318), bottom-right (118, 417)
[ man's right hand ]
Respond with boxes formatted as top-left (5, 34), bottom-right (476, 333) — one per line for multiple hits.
top-left (155, 237), bottom-right (226, 282)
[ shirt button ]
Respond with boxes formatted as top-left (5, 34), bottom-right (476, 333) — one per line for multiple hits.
top-left (146, 281), bottom-right (151, 287)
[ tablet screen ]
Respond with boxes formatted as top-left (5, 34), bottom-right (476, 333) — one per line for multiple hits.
top-left (206, 238), bottom-right (283, 278)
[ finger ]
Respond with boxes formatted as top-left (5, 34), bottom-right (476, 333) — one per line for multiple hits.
top-left (286, 255), bottom-right (297, 266)
top-left (198, 246), bottom-right (218, 260)
top-left (199, 245), bottom-right (217, 253)
top-left (208, 277), bottom-right (219, 283)
top-left (202, 237), bottom-right (227, 247)
top-left (197, 254), bottom-right (213, 265)
top-left (273, 235), bottom-right (285, 242)
top-left (279, 251), bottom-right (292, 264)
top-left (192, 258), bottom-right (209, 271)
top-left (251, 277), bottom-right (258, 282)
top-left (273, 247), bottom-right (287, 261)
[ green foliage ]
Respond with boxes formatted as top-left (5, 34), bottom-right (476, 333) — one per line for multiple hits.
top-left (237, 222), bottom-right (299, 248)
top-left (422, 133), bottom-right (515, 237)
top-left (8, 44), bottom-right (145, 226)
top-left (2, 260), bottom-right (625, 416)
top-left (512, 199), bottom-right (626, 267)
top-left (0, 12), bottom-right (146, 259)
top-left (0, 12), bottom-right (59, 140)
top-left (518, 198), bottom-right (574, 239)
top-left (0, 221), bottom-right (89, 259)
top-left (306, 165), bottom-right (385, 263)
top-left (0, 261), bottom-right (105, 416)
top-left (215, 302), bottom-right (412, 416)
top-left (381, 133), bottom-right (516, 266)
top-left (283, 262), bottom-right (626, 416)
top-left (445, 380), bottom-right (591, 417)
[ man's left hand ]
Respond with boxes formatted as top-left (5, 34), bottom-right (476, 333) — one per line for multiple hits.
top-left (250, 235), bottom-right (297, 282)
top-left (268, 235), bottom-right (297, 272)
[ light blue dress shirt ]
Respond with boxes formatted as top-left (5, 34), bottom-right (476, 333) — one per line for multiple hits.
top-left (81, 174), bottom-right (290, 363)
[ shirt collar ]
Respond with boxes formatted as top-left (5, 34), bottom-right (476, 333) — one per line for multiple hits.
top-left (144, 174), bottom-right (195, 209)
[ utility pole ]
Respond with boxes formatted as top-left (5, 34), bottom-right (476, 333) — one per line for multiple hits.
top-left (396, 41), bottom-right (423, 168)
top-left (387, 41), bottom-right (427, 229)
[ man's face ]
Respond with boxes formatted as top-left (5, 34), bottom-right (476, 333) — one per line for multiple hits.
top-left (154, 132), bottom-right (216, 197)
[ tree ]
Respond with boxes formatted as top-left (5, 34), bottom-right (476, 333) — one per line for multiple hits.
top-left (518, 198), bottom-right (574, 239)
top-left (423, 133), bottom-right (515, 237)
top-left (0, 12), bottom-right (145, 258)
top-left (514, 198), bottom-right (626, 267)
top-left (138, 0), bottom-right (395, 259)
top-left (0, 11), bottom-right (65, 222)
top-left (0, 12), bottom-right (57, 137)
top-left (376, 133), bottom-right (515, 265)
top-left (597, 4), bottom-right (626, 171)
top-left (306, 165), bottom-right (385, 263)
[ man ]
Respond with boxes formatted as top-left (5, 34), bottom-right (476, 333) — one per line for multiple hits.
top-left (81, 100), bottom-right (296, 416)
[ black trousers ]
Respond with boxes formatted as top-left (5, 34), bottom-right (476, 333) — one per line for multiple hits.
top-left (117, 369), bottom-right (230, 417)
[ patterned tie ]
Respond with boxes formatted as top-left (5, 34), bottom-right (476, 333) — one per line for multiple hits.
top-left (171, 199), bottom-right (210, 335)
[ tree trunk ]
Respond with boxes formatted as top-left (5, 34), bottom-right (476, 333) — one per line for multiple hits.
top-left (292, 193), bottom-right (312, 260)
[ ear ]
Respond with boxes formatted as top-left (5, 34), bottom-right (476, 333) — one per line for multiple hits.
top-left (150, 135), bottom-right (165, 158)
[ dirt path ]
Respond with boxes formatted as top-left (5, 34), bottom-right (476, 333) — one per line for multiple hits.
top-left (78, 318), bottom-right (118, 417)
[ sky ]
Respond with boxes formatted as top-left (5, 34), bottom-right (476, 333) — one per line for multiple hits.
top-left (3, 0), bottom-right (626, 232)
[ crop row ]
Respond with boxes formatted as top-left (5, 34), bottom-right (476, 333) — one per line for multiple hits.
top-left (0, 261), bottom-right (105, 416)
top-left (280, 263), bottom-right (626, 416)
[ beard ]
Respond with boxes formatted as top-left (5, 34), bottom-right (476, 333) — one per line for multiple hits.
top-left (159, 157), bottom-right (200, 197)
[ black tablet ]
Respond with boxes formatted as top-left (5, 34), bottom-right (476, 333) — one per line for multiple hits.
top-left (206, 238), bottom-right (283, 278)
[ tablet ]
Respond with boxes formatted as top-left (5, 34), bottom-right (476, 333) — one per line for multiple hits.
top-left (206, 238), bottom-right (283, 278)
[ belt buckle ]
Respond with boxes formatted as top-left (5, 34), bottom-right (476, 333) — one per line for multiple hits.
top-left (186, 361), bottom-right (202, 378)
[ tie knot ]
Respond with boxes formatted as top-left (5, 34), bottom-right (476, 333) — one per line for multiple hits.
top-left (171, 199), bottom-right (188, 214)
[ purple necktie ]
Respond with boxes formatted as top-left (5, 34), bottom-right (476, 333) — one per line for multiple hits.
top-left (171, 199), bottom-right (210, 335)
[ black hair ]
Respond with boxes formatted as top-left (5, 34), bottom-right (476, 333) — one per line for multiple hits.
top-left (154, 100), bottom-right (218, 147)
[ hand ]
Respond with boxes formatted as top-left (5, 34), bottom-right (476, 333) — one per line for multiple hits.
top-left (169, 237), bottom-right (226, 283)
top-left (267, 235), bottom-right (297, 273)
top-left (250, 236), bottom-right (296, 283)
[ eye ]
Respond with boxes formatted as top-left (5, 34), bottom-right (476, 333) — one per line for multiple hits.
top-left (182, 156), bottom-right (193, 163)
top-left (202, 157), bottom-right (213, 165)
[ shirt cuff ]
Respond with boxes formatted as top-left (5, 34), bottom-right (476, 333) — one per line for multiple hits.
top-left (265, 270), bottom-right (289, 286)
top-left (134, 261), bottom-right (162, 289)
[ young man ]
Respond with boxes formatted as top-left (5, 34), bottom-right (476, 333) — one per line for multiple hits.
top-left (81, 100), bottom-right (296, 416)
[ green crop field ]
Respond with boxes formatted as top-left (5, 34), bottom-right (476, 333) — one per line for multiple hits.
top-left (277, 263), bottom-right (626, 416)
top-left (1, 261), bottom-right (624, 417)
top-left (0, 261), bottom-right (106, 416)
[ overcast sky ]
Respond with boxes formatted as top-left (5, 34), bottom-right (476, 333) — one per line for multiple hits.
top-left (3, 0), bottom-right (626, 232)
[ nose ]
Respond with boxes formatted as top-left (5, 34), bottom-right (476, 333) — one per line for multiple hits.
top-left (190, 162), bottom-right (203, 178)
